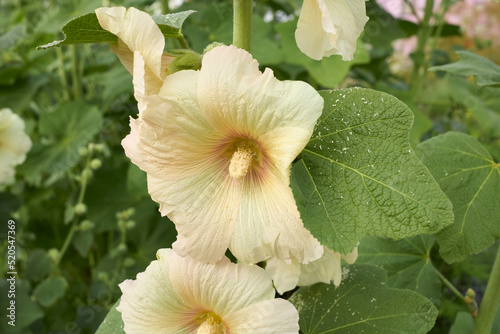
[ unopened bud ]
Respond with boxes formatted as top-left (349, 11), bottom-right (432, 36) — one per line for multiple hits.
top-left (465, 288), bottom-right (476, 303)
top-left (79, 220), bottom-right (95, 231)
top-left (74, 203), bottom-right (87, 215)
top-left (78, 147), bottom-right (88, 156)
top-left (123, 257), bottom-right (136, 267)
top-left (90, 159), bottom-right (102, 170)
top-left (47, 248), bottom-right (60, 261)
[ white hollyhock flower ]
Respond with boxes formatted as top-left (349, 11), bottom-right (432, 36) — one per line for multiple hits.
top-left (118, 248), bottom-right (299, 334)
top-left (122, 45), bottom-right (324, 265)
top-left (266, 246), bottom-right (358, 294)
top-left (295, 0), bottom-right (369, 61)
top-left (95, 7), bottom-right (174, 104)
top-left (0, 108), bottom-right (32, 186)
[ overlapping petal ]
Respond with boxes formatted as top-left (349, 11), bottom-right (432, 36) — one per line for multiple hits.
top-left (118, 248), bottom-right (299, 333)
top-left (296, 0), bottom-right (369, 61)
top-left (266, 246), bottom-right (359, 294)
top-left (95, 7), bottom-right (173, 98)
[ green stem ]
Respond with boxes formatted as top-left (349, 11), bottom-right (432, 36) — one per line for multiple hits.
top-left (233, 0), bottom-right (253, 52)
top-left (56, 153), bottom-right (92, 266)
top-left (56, 47), bottom-right (70, 101)
top-left (70, 45), bottom-right (82, 99)
top-left (160, 0), bottom-right (170, 14)
top-left (177, 35), bottom-right (190, 49)
top-left (435, 269), bottom-right (469, 305)
top-left (474, 246), bottom-right (500, 334)
top-left (410, 0), bottom-right (434, 99)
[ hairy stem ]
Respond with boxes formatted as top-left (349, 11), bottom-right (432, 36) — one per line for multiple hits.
top-left (474, 245), bottom-right (500, 334)
top-left (233, 0), bottom-right (253, 52)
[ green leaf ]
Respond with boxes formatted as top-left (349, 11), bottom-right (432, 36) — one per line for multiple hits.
top-left (430, 51), bottom-right (500, 87)
top-left (289, 264), bottom-right (438, 334)
top-left (357, 235), bottom-right (441, 305)
top-left (275, 19), bottom-right (370, 88)
top-left (95, 299), bottom-right (125, 334)
top-left (25, 249), bottom-right (52, 282)
top-left (34, 276), bottom-right (68, 307)
top-left (292, 88), bottom-right (454, 254)
top-left (37, 10), bottom-right (196, 49)
top-left (417, 132), bottom-right (500, 263)
top-left (19, 101), bottom-right (102, 185)
top-left (37, 13), bottom-right (117, 49)
top-left (72, 230), bottom-right (94, 257)
top-left (152, 10), bottom-right (196, 38)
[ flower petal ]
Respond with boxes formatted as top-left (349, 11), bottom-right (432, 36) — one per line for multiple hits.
top-left (117, 249), bottom-right (192, 333)
top-left (298, 247), bottom-right (343, 287)
top-left (147, 163), bottom-right (240, 263)
top-left (168, 251), bottom-right (276, 317)
top-left (341, 245), bottom-right (358, 264)
top-left (122, 70), bottom-right (218, 181)
top-left (197, 45), bottom-right (323, 138)
top-left (296, 0), bottom-right (368, 60)
top-left (230, 168), bottom-right (323, 264)
top-left (225, 299), bottom-right (299, 333)
top-left (265, 257), bottom-right (301, 294)
top-left (95, 7), bottom-right (168, 96)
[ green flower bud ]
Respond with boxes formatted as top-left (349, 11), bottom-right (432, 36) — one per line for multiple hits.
top-left (94, 143), bottom-right (105, 152)
top-left (116, 243), bottom-right (127, 253)
top-left (123, 257), bottom-right (136, 267)
top-left (78, 146), bottom-right (88, 156)
top-left (125, 220), bottom-right (136, 229)
top-left (79, 220), bottom-right (95, 231)
top-left (81, 169), bottom-right (93, 181)
top-left (90, 159), bottom-right (102, 170)
top-left (74, 203), bottom-right (87, 215)
top-left (47, 248), bottom-right (60, 261)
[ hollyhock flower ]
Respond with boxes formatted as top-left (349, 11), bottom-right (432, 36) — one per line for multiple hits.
top-left (375, 0), bottom-right (441, 23)
top-left (266, 246), bottom-right (358, 294)
top-left (295, 0), bottom-right (369, 61)
top-left (95, 7), bottom-right (174, 103)
top-left (118, 248), bottom-right (299, 333)
top-left (122, 45), bottom-right (324, 265)
top-left (0, 108), bottom-right (32, 186)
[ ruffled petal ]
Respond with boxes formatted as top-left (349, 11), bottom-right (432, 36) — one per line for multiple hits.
top-left (197, 45), bottom-right (323, 138)
top-left (168, 251), bottom-right (275, 317)
top-left (230, 168), bottom-right (323, 264)
top-left (298, 247), bottom-right (343, 287)
top-left (265, 257), bottom-right (302, 294)
top-left (147, 163), bottom-right (240, 263)
top-left (296, 0), bottom-right (368, 60)
top-left (117, 249), bottom-right (192, 334)
top-left (225, 299), bottom-right (299, 333)
top-left (95, 7), bottom-right (170, 96)
top-left (122, 70), bottom-right (219, 181)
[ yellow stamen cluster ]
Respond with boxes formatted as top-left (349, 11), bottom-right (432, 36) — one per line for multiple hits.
top-left (197, 313), bottom-right (225, 334)
top-left (229, 143), bottom-right (255, 179)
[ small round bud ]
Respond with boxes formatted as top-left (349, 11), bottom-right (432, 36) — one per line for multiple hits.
top-left (47, 248), bottom-right (60, 261)
top-left (125, 207), bottom-right (136, 217)
top-left (116, 243), bottom-right (127, 253)
top-left (94, 143), bottom-right (105, 152)
top-left (125, 220), bottom-right (136, 229)
top-left (78, 147), bottom-right (88, 156)
top-left (90, 159), bottom-right (102, 170)
top-left (79, 220), bottom-right (95, 231)
top-left (74, 203), bottom-right (87, 215)
top-left (123, 257), bottom-right (136, 267)
top-left (81, 169), bottom-right (93, 181)
top-left (465, 288), bottom-right (476, 303)
top-left (97, 272), bottom-right (109, 282)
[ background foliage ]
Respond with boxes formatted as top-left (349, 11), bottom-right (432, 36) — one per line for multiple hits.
top-left (1, 0), bottom-right (499, 333)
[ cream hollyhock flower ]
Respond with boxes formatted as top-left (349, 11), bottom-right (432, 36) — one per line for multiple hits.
top-left (122, 45), bottom-right (324, 265)
top-left (95, 7), bottom-right (174, 104)
top-left (0, 108), bottom-right (32, 186)
top-left (266, 246), bottom-right (358, 294)
top-left (118, 248), bottom-right (299, 333)
top-left (296, 0), bottom-right (369, 61)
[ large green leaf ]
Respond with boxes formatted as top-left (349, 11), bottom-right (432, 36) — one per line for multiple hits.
top-left (357, 235), bottom-right (441, 305)
top-left (292, 88), bottom-right (454, 254)
top-left (290, 264), bottom-right (438, 334)
top-left (37, 11), bottom-right (195, 49)
top-left (417, 132), bottom-right (500, 263)
top-left (95, 299), bottom-right (125, 334)
top-left (19, 101), bottom-right (102, 185)
top-left (430, 51), bottom-right (500, 87)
